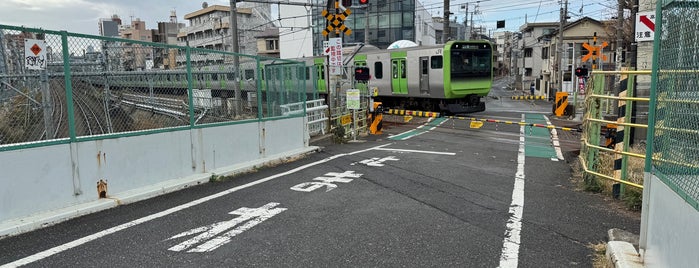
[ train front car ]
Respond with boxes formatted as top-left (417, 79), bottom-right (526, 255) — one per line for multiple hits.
top-left (440, 41), bottom-right (493, 114)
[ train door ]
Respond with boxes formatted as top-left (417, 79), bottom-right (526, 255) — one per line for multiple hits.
top-left (419, 56), bottom-right (429, 94)
top-left (390, 51), bottom-right (408, 94)
top-left (314, 58), bottom-right (326, 93)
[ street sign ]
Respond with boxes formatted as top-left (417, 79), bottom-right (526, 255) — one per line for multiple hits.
top-left (322, 41), bottom-right (330, 55)
top-left (328, 37), bottom-right (342, 75)
top-left (24, 39), bottom-right (46, 70)
top-left (635, 11), bottom-right (656, 42)
top-left (346, 88), bottom-right (360, 110)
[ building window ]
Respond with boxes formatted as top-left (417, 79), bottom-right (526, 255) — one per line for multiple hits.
top-left (431, 56), bottom-right (442, 69)
top-left (525, 68), bottom-right (533, 76)
top-left (374, 62), bottom-right (383, 79)
top-left (266, 40), bottom-right (277, 51)
top-left (524, 48), bottom-right (533, 58)
top-left (542, 47), bottom-right (549, 59)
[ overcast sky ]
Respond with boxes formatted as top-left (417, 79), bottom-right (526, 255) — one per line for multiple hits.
top-left (0, 0), bottom-right (615, 36)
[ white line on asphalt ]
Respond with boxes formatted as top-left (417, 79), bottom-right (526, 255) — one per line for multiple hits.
top-left (0, 144), bottom-right (393, 267)
top-left (374, 148), bottom-right (456, 155)
top-left (498, 114), bottom-right (526, 268)
top-left (389, 117), bottom-right (447, 141)
top-left (543, 115), bottom-right (565, 161)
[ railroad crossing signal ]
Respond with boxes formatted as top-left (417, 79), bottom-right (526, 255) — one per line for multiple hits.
top-left (582, 34), bottom-right (608, 62)
top-left (322, 0), bottom-right (352, 36)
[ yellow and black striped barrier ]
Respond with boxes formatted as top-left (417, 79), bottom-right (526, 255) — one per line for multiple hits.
top-left (385, 109), bottom-right (440, 118)
top-left (511, 95), bottom-right (546, 100)
top-left (448, 116), bottom-right (582, 132)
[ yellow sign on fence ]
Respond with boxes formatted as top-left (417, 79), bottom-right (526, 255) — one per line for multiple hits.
top-left (340, 114), bottom-right (352, 126)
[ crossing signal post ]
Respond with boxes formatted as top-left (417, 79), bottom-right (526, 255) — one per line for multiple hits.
top-left (355, 67), bottom-right (370, 81)
top-left (575, 67), bottom-right (588, 77)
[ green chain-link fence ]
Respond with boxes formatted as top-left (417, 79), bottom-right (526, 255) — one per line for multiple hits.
top-left (0, 24), bottom-right (307, 151)
top-left (648, 0), bottom-right (699, 211)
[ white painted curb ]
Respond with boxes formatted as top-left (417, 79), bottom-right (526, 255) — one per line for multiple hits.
top-left (607, 241), bottom-right (644, 268)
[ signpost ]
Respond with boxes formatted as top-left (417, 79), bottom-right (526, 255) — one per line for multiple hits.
top-left (347, 88), bottom-right (360, 141)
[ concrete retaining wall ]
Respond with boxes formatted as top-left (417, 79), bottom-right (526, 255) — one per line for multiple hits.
top-left (0, 117), bottom-right (311, 230)
top-left (641, 175), bottom-right (699, 267)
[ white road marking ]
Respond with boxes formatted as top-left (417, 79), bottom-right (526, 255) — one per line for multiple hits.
top-left (389, 117), bottom-right (447, 140)
top-left (374, 148), bottom-right (456, 156)
top-left (499, 114), bottom-right (527, 268)
top-left (1, 144), bottom-right (392, 267)
top-left (355, 156), bottom-right (400, 166)
top-left (168, 202), bottom-right (286, 252)
top-left (290, 171), bottom-right (362, 192)
top-left (543, 115), bottom-right (565, 161)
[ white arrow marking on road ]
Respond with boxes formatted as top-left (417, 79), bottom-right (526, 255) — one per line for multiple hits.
top-left (168, 202), bottom-right (286, 253)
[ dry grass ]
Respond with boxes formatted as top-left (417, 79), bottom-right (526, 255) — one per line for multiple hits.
top-left (589, 242), bottom-right (611, 268)
top-left (574, 144), bottom-right (646, 210)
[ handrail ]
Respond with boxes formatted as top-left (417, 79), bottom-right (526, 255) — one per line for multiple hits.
top-left (578, 156), bottom-right (644, 189)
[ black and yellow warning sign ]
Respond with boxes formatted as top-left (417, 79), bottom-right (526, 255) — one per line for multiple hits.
top-left (321, 1), bottom-right (352, 36)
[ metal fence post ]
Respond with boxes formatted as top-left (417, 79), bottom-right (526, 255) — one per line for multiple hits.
top-left (61, 31), bottom-right (76, 142)
top-left (186, 46), bottom-right (195, 127)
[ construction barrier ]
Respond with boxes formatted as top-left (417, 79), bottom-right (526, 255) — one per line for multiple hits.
top-left (554, 92), bottom-right (569, 116)
top-left (369, 102), bottom-right (383, 134)
top-left (384, 109), bottom-right (439, 118)
top-left (511, 95), bottom-right (546, 100)
top-left (448, 116), bottom-right (581, 132)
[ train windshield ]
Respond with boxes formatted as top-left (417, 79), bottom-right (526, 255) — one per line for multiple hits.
top-left (450, 43), bottom-right (492, 78)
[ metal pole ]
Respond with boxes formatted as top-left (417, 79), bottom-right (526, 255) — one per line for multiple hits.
top-left (558, 0), bottom-right (567, 93)
top-left (615, 0), bottom-right (624, 91)
top-left (364, 3), bottom-right (369, 45)
top-left (40, 69), bottom-right (54, 139)
top-left (229, 0), bottom-right (241, 116)
top-left (443, 0), bottom-right (450, 43)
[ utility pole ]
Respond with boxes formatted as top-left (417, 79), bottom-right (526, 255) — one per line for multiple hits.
top-left (557, 0), bottom-right (568, 92)
top-left (463, 4), bottom-right (470, 41)
top-left (364, 3), bottom-right (369, 45)
top-left (443, 0), bottom-right (450, 43)
top-left (630, 0), bottom-right (638, 70)
top-left (615, 0), bottom-right (624, 83)
top-left (229, 0), bottom-right (241, 116)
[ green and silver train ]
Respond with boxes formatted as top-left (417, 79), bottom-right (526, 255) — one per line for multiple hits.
top-left (86, 41), bottom-right (493, 114)
top-left (352, 40), bottom-right (493, 113)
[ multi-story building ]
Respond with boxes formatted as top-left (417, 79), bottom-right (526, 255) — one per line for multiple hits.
top-left (176, 2), bottom-right (273, 57)
top-left (308, 0), bottom-right (437, 55)
top-left (510, 17), bottom-right (615, 96)
top-left (255, 28), bottom-right (280, 58)
top-left (543, 17), bottom-right (613, 94)
top-left (1, 31), bottom-right (36, 75)
top-left (493, 31), bottom-right (512, 76)
top-left (513, 22), bottom-right (558, 92)
top-left (432, 17), bottom-right (466, 43)
top-left (98, 15), bottom-right (122, 37)
top-left (153, 11), bottom-right (185, 69)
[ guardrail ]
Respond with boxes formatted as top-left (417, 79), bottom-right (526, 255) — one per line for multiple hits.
top-left (579, 70), bottom-right (650, 199)
top-left (281, 99), bottom-right (328, 136)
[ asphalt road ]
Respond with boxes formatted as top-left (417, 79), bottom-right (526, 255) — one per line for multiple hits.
top-left (0, 77), bottom-right (640, 267)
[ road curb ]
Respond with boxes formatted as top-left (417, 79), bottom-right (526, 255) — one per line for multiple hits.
top-left (606, 241), bottom-right (644, 268)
